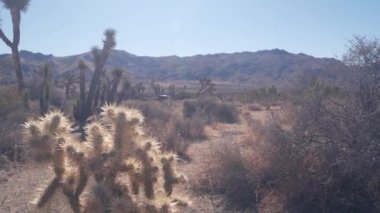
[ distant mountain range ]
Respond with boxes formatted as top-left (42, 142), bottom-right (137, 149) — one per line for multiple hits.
top-left (0, 49), bottom-right (344, 87)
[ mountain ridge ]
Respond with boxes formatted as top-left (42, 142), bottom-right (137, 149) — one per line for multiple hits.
top-left (0, 49), bottom-right (344, 87)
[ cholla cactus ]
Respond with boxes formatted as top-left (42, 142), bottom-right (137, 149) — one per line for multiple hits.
top-left (24, 104), bottom-right (189, 213)
top-left (160, 154), bottom-right (186, 196)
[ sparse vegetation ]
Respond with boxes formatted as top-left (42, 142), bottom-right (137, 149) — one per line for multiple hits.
top-left (0, 2), bottom-right (378, 212)
top-left (195, 37), bottom-right (380, 212)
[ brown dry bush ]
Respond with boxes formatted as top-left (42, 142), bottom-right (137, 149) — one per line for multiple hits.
top-left (130, 101), bottom-right (206, 157)
top-left (196, 37), bottom-right (380, 212)
top-left (196, 83), bottom-right (380, 212)
top-left (160, 114), bottom-right (206, 158)
top-left (127, 101), bottom-right (172, 138)
top-left (254, 38), bottom-right (380, 213)
top-left (130, 101), bottom-right (172, 124)
top-left (193, 115), bottom-right (279, 212)
top-left (183, 99), bottom-right (239, 124)
top-left (193, 141), bottom-right (267, 211)
top-left (173, 115), bottom-right (206, 140)
top-left (259, 78), bottom-right (380, 212)
top-left (248, 103), bottom-right (262, 111)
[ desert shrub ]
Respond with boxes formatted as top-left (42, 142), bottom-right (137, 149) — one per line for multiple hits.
top-left (23, 105), bottom-right (189, 212)
top-left (194, 142), bottom-right (261, 211)
top-left (183, 99), bottom-right (238, 124)
top-left (193, 117), bottom-right (275, 212)
top-left (0, 86), bottom-right (30, 161)
top-left (131, 101), bottom-right (207, 157)
top-left (129, 101), bottom-right (181, 153)
top-left (174, 116), bottom-right (206, 140)
top-left (257, 76), bottom-right (380, 212)
top-left (248, 103), bottom-right (262, 111)
top-left (157, 116), bottom-right (206, 159)
top-left (130, 101), bottom-right (171, 123)
top-left (215, 104), bottom-right (239, 123)
top-left (160, 122), bottom-right (188, 157)
top-left (196, 46), bottom-right (380, 211)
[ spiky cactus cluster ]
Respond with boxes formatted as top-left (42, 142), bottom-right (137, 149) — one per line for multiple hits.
top-left (23, 105), bottom-right (188, 213)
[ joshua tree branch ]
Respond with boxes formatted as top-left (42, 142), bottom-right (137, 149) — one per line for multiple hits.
top-left (0, 29), bottom-right (12, 47)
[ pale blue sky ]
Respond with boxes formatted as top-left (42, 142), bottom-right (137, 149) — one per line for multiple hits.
top-left (0, 0), bottom-right (379, 58)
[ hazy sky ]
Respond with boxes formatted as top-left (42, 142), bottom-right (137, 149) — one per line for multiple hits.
top-left (0, 0), bottom-right (379, 58)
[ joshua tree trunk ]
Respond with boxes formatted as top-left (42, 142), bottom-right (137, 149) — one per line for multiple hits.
top-left (11, 46), bottom-right (25, 92)
top-left (117, 80), bottom-right (131, 104)
top-left (0, 7), bottom-right (29, 108)
top-left (39, 64), bottom-right (50, 115)
top-left (83, 30), bottom-right (115, 120)
top-left (107, 69), bottom-right (122, 103)
top-left (79, 65), bottom-right (86, 116)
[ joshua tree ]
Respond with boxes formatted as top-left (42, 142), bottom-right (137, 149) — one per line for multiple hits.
top-left (107, 68), bottom-right (123, 103)
top-left (84, 29), bottom-right (116, 120)
top-left (196, 78), bottom-right (216, 97)
top-left (74, 30), bottom-right (116, 125)
top-left (73, 59), bottom-right (87, 124)
top-left (132, 82), bottom-right (146, 99)
top-left (24, 105), bottom-right (189, 213)
top-left (117, 77), bottom-right (131, 104)
top-left (0, 0), bottom-right (31, 107)
top-left (168, 85), bottom-right (190, 100)
top-left (39, 64), bottom-right (51, 115)
top-left (150, 80), bottom-right (165, 97)
top-left (57, 74), bottom-right (79, 99)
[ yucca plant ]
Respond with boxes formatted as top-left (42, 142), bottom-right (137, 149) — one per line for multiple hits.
top-left (24, 105), bottom-right (189, 213)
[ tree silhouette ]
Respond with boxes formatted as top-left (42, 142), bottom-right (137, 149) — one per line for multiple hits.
top-left (83, 29), bottom-right (116, 119)
top-left (0, 0), bottom-right (31, 107)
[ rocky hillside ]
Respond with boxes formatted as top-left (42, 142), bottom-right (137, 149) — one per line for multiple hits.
top-left (0, 49), bottom-right (344, 87)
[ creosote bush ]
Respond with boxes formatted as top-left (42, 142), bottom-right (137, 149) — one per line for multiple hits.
top-left (23, 104), bottom-right (189, 213)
